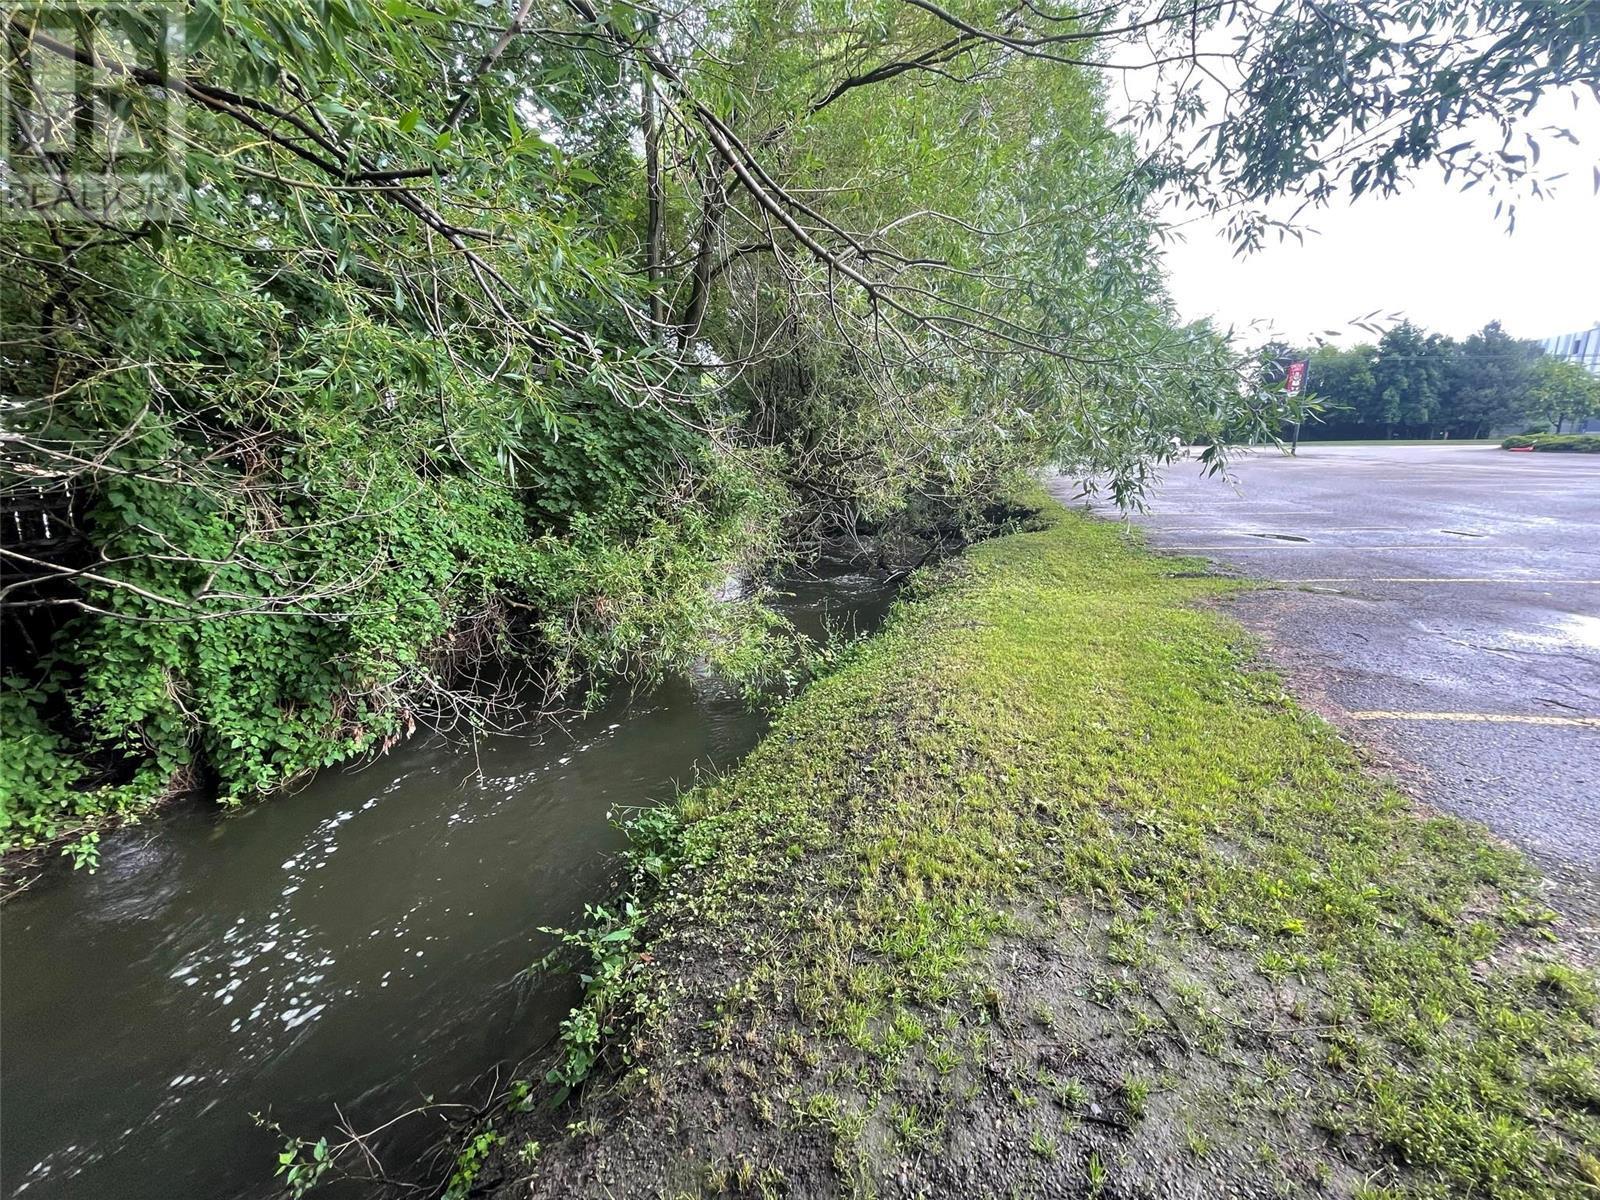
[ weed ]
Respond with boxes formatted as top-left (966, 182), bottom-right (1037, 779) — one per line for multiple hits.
top-left (1044, 1074), bottom-right (1089, 1110)
top-left (443, 1129), bottom-right (500, 1200)
top-left (1086, 1151), bottom-right (1107, 1197)
top-left (1122, 1076), bottom-right (1150, 1120)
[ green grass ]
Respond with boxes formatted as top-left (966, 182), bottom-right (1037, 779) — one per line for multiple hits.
top-left (528, 494), bottom-right (1599, 1197)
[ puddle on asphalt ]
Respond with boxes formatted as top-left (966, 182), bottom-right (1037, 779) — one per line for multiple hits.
top-left (1246, 532), bottom-right (1311, 543)
top-left (1508, 613), bottom-right (1600, 653)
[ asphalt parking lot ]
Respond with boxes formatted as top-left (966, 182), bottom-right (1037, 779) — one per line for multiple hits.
top-left (1052, 442), bottom-right (1600, 950)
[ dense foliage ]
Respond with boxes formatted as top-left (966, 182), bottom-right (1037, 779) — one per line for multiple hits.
top-left (3, 0), bottom-right (1596, 855)
top-left (1279, 322), bottom-right (1600, 440)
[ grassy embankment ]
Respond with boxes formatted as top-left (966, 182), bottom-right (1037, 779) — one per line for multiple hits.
top-left (485, 496), bottom-right (1599, 1199)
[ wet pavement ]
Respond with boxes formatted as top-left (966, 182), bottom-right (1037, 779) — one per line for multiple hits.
top-left (1052, 443), bottom-right (1599, 952)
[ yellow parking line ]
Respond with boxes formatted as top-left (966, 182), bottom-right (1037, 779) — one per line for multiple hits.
top-left (1286, 577), bottom-right (1600, 585)
top-left (1157, 544), bottom-right (1489, 551)
top-left (1349, 711), bottom-right (1600, 728)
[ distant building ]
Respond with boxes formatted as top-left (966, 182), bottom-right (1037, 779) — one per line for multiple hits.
top-left (1541, 323), bottom-right (1600, 374)
top-left (1539, 323), bottom-right (1600, 432)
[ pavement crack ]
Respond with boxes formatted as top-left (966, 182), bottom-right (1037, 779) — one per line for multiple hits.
top-left (1537, 696), bottom-right (1589, 712)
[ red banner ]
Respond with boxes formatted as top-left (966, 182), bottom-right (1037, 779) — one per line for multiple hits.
top-left (1284, 360), bottom-right (1308, 397)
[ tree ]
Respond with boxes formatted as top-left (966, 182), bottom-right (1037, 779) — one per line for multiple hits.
top-left (1528, 357), bottom-right (1600, 433)
top-left (1371, 323), bottom-right (1452, 436)
top-left (1305, 344), bottom-right (1378, 437)
top-left (1443, 322), bottom-right (1544, 438)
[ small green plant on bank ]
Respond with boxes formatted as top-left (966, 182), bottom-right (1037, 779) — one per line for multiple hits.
top-left (443, 1129), bottom-right (501, 1200)
top-left (1086, 1151), bottom-right (1108, 1196)
top-left (277, 1138), bottom-right (331, 1199)
top-left (251, 1116), bottom-right (333, 1200)
top-left (535, 901), bottom-right (652, 1090)
top-left (1122, 1076), bottom-right (1150, 1120)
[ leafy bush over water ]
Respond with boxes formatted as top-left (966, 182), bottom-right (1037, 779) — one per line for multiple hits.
top-left (1, 242), bottom-right (792, 850)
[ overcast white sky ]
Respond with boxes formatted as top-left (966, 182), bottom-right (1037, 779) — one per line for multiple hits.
top-left (1151, 99), bottom-right (1600, 347)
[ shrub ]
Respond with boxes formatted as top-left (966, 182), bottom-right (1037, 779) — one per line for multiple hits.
top-left (1502, 433), bottom-right (1600, 453)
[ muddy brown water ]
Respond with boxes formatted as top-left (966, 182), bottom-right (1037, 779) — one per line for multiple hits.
top-left (1, 563), bottom-right (896, 1200)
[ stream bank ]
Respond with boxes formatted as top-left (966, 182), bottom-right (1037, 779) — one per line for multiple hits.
top-left (472, 498), bottom-right (1599, 1199)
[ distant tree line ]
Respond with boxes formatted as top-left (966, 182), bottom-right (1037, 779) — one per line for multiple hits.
top-left (1269, 322), bottom-right (1600, 440)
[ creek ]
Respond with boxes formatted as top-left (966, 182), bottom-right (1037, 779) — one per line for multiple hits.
top-left (1, 561), bottom-right (896, 1199)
